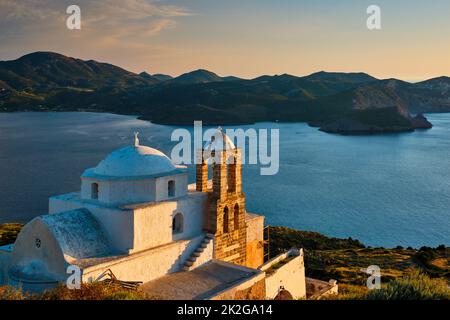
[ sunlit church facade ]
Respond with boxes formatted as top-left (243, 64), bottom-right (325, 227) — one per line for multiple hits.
top-left (0, 130), bottom-right (332, 300)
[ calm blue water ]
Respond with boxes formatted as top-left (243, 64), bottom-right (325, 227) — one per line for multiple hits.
top-left (0, 112), bottom-right (449, 248)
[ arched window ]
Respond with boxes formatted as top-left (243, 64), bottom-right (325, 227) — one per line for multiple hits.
top-left (234, 203), bottom-right (240, 230)
top-left (172, 213), bottom-right (184, 234)
top-left (227, 156), bottom-right (237, 192)
top-left (223, 207), bottom-right (229, 234)
top-left (168, 180), bottom-right (175, 197)
top-left (91, 183), bottom-right (99, 199)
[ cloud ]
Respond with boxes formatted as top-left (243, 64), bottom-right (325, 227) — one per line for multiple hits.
top-left (0, 0), bottom-right (191, 21)
top-left (0, 0), bottom-right (195, 75)
top-left (0, 0), bottom-right (193, 63)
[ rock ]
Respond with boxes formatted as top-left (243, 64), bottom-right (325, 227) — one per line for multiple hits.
top-left (319, 118), bottom-right (383, 134)
top-left (318, 116), bottom-right (424, 135)
top-left (307, 120), bottom-right (323, 128)
top-left (411, 114), bottom-right (433, 129)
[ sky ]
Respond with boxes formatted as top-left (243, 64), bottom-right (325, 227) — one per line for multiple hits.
top-left (1, 0), bottom-right (449, 81)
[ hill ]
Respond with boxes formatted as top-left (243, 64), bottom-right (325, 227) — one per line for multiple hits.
top-left (171, 69), bottom-right (224, 84)
top-left (139, 72), bottom-right (173, 82)
top-left (0, 52), bottom-right (155, 90)
top-left (0, 52), bottom-right (448, 133)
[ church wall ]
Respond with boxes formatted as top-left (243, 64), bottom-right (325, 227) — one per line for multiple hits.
top-left (107, 180), bottom-right (155, 204)
top-left (9, 219), bottom-right (68, 282)
top-left (81, 179), bottom-right (93, 200)
top-left (82, 235), bottom-right (205, 283)
top-left (155, 174), bottom-right (188, 202)
top-left (81, 173), bottom-right (188, 205)
top-left (210, 194), bottom-right (247, 266)
top-left (131, 192), bottom-right (207, 252)
top-left (49, 197), bottom-right (134, 254)
top-left (81, 179), bottom-right (111, 203)
top-left (262, 250), bottom-right (306, 300)
top-left (81, 178), bottom-right (157, 205)
top-left (208, 267), bottom-right (266, 300)
top-left (245, 214), bottom-right (265, 269)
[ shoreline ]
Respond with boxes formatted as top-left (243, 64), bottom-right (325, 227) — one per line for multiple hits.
top-left (0, 110), bottom-right (438, 135)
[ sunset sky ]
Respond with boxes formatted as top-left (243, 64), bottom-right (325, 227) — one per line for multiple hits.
top-left (1, 0), bottom-right (449, 81)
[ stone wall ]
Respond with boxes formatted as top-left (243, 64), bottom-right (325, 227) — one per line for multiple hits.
top-left (210, 271), bottom-right (266, 300)
top-left (211, 193), bottom-right (247, 266)
top-left (245, 214), bottom-right (265, 269)
top-left (233, 278), bottom-right (266, 300)
top-left (198, 148), bottom-right (249, 267)
top-left (306, 277), bottom-right (339, 299)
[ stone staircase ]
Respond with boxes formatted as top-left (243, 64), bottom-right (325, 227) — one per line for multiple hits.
top-left (183, 234), bottom-right (214, 271)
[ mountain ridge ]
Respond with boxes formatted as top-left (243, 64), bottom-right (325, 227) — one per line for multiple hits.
top-left (0, 52), bottom-right (447, 134)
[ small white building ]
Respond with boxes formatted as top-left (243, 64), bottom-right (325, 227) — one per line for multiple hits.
top-left (0, 130), bottom-right (318, 299)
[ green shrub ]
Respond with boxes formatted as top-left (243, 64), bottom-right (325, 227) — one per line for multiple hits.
top-left (367, 271), bottom-right (450, 300)
top-left (269, 226), bottom-right (365, 256)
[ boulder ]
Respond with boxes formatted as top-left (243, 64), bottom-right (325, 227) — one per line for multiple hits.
top-left (412, 114), bottom-right (433, 129)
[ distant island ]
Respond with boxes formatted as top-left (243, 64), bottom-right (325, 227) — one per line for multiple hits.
top-left (1, 52), bottom-right (449, 134)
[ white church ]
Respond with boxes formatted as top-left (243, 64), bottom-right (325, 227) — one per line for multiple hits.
top-left (0, 129), bottom-right (337, 300)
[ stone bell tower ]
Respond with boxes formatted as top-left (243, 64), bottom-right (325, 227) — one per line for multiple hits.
top-left (196, 129), bottom-right (247, 266)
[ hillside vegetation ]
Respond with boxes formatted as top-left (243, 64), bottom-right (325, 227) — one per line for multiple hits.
top-left (366, 271), bottom-right (450, 300)
top-left (1, 224), bottom-right (448, 299)
top-left (269, 226), bottom-right (449, 299)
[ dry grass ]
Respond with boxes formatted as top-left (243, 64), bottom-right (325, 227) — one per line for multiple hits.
top-left (0, 282), bottom-right (159, 300)
top-left (0, 286), bottom-right (26, 300)
top-left (431, 258), bottom-right (449, 269)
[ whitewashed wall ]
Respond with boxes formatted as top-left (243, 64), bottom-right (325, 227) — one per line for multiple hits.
top-left (80, 173), bottom-right (188, 205)
top-left (131, 192), bottom-right (208, 252)
top-left (155, 174), bottom-right (188, 201)
top-left (49, 196), bottom-right (134, 254)
top-left (262, 250), bottom-right (306, 299)
top-left (50, 189), bottom-right (208, 254)
top-left (82, 235), bottom-right (206, 283)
